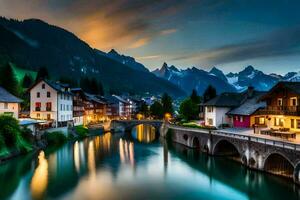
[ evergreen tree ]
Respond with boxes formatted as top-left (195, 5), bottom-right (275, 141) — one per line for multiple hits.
top-left (190, 89), bottom-right (201, 104)
top-left (22, 74), bottom-right (33, 88)
top-left (150, 101), bottom-right (164, 119)
top-left (203, 85), bottom-right (216, 103)
top-left (161, 93), bottom-right (173, 114)
top-left (36, 66), bottom-right (49, 81)
top-left (139, 101), bottom-right (149, 117)
top-left (179, 98), bottom-right (199, 120)
top-left (0, 63), bottom-right (19, 96)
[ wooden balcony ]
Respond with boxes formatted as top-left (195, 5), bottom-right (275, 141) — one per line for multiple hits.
top-left (256, 106), bottom-right (300, 116)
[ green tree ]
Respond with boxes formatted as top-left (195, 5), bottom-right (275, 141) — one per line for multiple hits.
top-left (161, 93), bottom-right (173, 115)
top-left (150, 101), bottom-right (163, 119)
top-left (139, 101), bottom-right (149, 117)
top-left (0, 63), bottom-right (19, 96)
top-left (22, 74), bottom-right (33, 88)
top-left (179, 98), bottom-right (199, 120)
top-left (190, 89), bottom-right (201, 104)
top-left (203, 85), bottom-right (216, 103)
top-left (36, 66), bottom-right (49, 81)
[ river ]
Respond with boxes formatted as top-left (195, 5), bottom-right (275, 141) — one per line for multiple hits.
top-left (0, 124), bottom-right (299, 200)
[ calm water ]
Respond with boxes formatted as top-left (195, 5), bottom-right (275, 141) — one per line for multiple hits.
top-left (0, 124), bottom-right (300, 200)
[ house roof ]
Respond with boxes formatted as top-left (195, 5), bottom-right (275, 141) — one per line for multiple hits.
top-left (0, 86), bottom-right (22, 103)
top-left (227, 92), bottom-right (266, 116)
top-left (28, 79), bottom-right (73, 95)
top-left (84, 93), bottom-right (106, 104)
top-left (260, 81), bottom-right (300, 100)
top-left (202, 92), bottom-right (245, 107)
top-left (105, 95), bottom-right (128, 105)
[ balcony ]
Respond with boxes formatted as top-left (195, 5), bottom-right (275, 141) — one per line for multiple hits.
top-left (256, 106), bottom-right (300, 116)
top-left (35, 107), bottom-right (41, 111)
top-left (46, 107), bottom-right (52, 111)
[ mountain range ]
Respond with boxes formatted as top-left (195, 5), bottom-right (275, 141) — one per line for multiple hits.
top-left (152, 63), bottom-right (300, 94)
top-left (1, 17), bottom-right (300, 97)
top-left (0, 17), bottom-right (184, 97)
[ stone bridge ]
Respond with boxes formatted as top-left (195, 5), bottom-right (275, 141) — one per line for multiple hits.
top-left (162, 124), bottom-right (300, 184)
top-left (110, 120), bottom-right (163, 133)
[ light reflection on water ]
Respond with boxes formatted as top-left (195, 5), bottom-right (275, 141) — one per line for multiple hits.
top-left (1, 125), bottom-right (300, 200)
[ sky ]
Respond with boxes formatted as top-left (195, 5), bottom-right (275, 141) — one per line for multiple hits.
top-left (1, 0), bottom-right (300, 74)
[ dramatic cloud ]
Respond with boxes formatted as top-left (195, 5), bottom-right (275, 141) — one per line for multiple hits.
top-left (172, 26), bottom-right (300, 66)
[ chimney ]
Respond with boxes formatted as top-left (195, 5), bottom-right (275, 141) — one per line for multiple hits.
top-left (247, 86), bottom-right (254, 98)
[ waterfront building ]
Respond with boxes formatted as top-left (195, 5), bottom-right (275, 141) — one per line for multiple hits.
top-left (83, 93), bottom-right (107, 125)
top-left (251, 82), bottom-right (300, 140)
top-left (105, 95), bottom-right (131, 119)
top-left (0, 86), bottom-right (22, 119)
top-left (227, 91), bottom-right (266, 128)
top-left (29, 79), bottom-right (73, 127)
top-left (71, 88), bottom-right (85, 126)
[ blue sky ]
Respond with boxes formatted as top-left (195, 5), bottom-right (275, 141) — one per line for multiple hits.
top-left (1, 0), bottom-right (300, 74)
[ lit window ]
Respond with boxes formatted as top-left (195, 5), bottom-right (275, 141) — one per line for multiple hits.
top-left (208, 118), bottom-right (213, 125)
top-left (297, 120), bottom-right (300, 129)
top-left (207, 106), bottom-right (213, 113)
top-left (255, 117), bottom-right (265, 125)
top-left (274, 118), bottom-right (284, 126)
top-left (239, 116), bottom-right (244, 122)
top-left (277, 98), bottom-right (283, 106)
top-left (290, 97), bottom-right (298, 106)
top-left (291, 119), bottom-right (295, 129)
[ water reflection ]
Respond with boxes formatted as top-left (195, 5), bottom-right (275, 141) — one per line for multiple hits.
top-left (1, 132), bottom-right (300, 200)
top-left (131, 124), bottom-right (156, 143)
top-left (30, 151), bottom-right (48, 200)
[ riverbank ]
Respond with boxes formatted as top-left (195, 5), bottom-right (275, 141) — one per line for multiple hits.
top-left (0, 124), bottom-right (104, 163)
top-left (163, 124), bottom-right (300, 185)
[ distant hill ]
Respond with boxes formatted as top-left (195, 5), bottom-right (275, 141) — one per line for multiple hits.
top-left (0, 17), bottom-right (185, 97)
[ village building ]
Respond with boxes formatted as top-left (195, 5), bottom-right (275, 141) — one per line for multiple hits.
top-left (71, 88), bottom-right (85, 126)
top-left (29, 79), bottom-right (73, 128)
top-left (227, 91), bottom-right (266, 128)
top-left (83, 93), bottom-right (107, 125)
top-left (105, 95), bottom-right (131, 120)
top-left (0, 86), bottom-right (22, 119)
top-left (251, 82), bottom-right (300, 140)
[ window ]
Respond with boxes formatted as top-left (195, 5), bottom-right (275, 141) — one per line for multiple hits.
top-left (47, 92), bottom-right (51, 98)
top-left (46, 102), bottom-right (52, 111)
top-left (35, 102), bottom-right (41, 111)
top-left (255, 117), bottom-right (265, 125)
top-left (37, 92), bottom-right (40, 98)
top-left (42, 84), bottom-right (45, 89)
top-left (207, 106), bottom-right (213, 113)
top-left (4, 103), bottom-right (8, 109)
top-left (277, 98), bottom-right (283, 106)
top-left (274, 118), bottom-right (284, 126)
top-left (297, 120), bottom-right (300, 129)
top-left (290, 97), bottom-right (298, 106)
top-left (207, 118), bottom-right (213, 126)
top-left (47, 114), bottom-right (51, 120)
top-left (37, 113), bottom-right (40, 118)
top-left (291, 119), bottom-right (295, 129)
top-left (66, 105), bottom-right (69, 111)
top-left (239, 116), bottom-right (244, 122)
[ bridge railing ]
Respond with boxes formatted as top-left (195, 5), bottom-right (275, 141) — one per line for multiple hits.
top-left (168, 124), bottom-right (300, 151)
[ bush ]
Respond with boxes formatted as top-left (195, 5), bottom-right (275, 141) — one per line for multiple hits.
top-left (0, 115), bottom-right (21, 147)
top-left (20, 127), bottom-right (34, 143)
top-left (44, 131), bottom-right (67, 146)
top-left (75, 125), bottom-right (88, 138)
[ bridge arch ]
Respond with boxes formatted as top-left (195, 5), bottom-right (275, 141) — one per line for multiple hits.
top-left (294, 162), bottom-right (300, 184)
top-left (191, 137), bottom-right (200, 149)
top-left (263, 152), bottom-right (294, 178)
top-left (212, 139), bottom-right (240, 157)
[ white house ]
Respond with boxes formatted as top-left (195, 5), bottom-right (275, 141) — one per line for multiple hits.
top-left (202, 92), bottom-right (245, 128)
top-left (29, 79), bottom-right (73, 127)
top-left (0, 86), bottom-right (22, 119)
